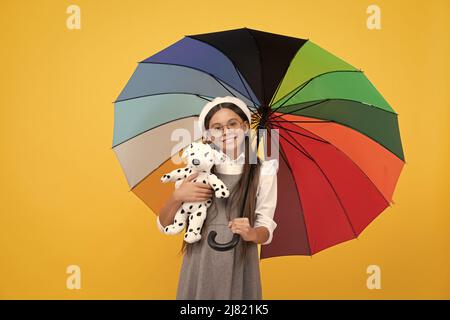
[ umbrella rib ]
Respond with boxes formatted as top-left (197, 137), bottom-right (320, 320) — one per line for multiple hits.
top-left (138, 61), bottom-right (258, 107)
top-left (259, 133), bottom-right (313, 256)
top-left (114, 91), bottom-right (216, 104)
top-left (269, 70), bottom-right (362, 114)
top-left (271, 98), bottom-right (399, 119)
top-left (195, 95), bottom-right (214, 102)
top-left (268, 100), bottom-right (404, 162)
top-left (278, 130), bottom-right (358, 238)
top-left (273, 118), bottom-right (393, 206)
top-left (267, 43), bottom-right (305, 107)
top-left (112, 114), bottom-right (200, 149)
top-left (269, 80), bottom-right (310, 115)
top-left (127, 136), bottom-right (205, 192)
top-left (277, 131), bottom-right (315, 162)
top-left (271, 122), bottom-right (330, 145)
top-left (246, 28), bottom-right (266, 106)
top-left (275, 139), bottom-right (312, 256)
top-left (269, 99), bottom-right (330, 122)
top-left (271, 119), bottom-right (333, 123)
top-left (233, 64), bottom-right (259, 116)
top-left (185, 36), bottom-right (261, 110)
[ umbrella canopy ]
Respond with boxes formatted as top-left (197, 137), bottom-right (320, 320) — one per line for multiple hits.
top-left (112, 27), bottom-right (405, 259)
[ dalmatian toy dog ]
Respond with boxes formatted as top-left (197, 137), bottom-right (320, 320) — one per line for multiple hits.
top-left (160, 141), bottom-right (230, 243)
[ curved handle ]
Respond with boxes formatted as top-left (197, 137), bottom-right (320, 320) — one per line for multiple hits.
top-left (207, 230), bottom-right (240, 251)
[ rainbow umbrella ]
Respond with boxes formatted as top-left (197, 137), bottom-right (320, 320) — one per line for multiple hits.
top-left (112, 27), bottom-right (405, 259)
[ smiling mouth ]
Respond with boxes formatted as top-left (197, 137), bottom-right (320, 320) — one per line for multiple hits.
top-left (222, 136), bottom-right (237, 143)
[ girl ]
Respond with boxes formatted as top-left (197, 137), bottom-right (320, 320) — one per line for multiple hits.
top-left (157, 96), bottom-right (278, 300)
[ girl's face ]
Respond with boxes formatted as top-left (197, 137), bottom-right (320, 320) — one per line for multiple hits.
top-left (207, 108), bottom-right (249, 158)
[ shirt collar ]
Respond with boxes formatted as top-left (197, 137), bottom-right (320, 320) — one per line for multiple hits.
top-left (214, 150), bottom-right (245, 174)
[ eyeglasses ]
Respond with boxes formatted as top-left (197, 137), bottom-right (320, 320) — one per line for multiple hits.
top-left (208, 119), bottom-right (245, 137)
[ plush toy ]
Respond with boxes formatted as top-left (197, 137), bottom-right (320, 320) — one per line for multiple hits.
top-left (160, 141), bottom-right (230, 243)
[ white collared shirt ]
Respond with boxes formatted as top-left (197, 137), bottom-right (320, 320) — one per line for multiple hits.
top-left (156, 151), bottom-right (279, 245)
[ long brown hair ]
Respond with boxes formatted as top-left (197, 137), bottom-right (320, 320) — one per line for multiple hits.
top-left (178, 102), bottom-right (261, 263)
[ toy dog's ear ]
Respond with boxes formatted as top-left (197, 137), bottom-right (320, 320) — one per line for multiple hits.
top-left (202, 135), bottom-right (213, 145)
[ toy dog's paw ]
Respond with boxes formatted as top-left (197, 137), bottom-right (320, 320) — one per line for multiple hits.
top-left (184, 231), bottom-right (202, 243)
top-left (164, 223), bottom-right (184, 235)
top-left (160, 174), bottom-right (172, 183)
top-left (215, 186), bottom-right (230, 198)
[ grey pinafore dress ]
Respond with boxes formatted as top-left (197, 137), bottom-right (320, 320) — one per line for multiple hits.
top-left (176, 172), bottom-right (263, 300)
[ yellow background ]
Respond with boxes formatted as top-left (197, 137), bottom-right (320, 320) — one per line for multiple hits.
top-left (1, 0), bottom-right (449, 299)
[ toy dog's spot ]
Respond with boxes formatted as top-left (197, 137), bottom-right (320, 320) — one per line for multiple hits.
top-left (196, 212), bottom-right (202, 216)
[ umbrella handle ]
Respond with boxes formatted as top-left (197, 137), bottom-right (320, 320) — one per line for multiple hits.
top-left (207, 230), bottom-right (240, 251)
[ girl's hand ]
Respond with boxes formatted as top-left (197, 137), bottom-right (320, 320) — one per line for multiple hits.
top-left (228, 218), bottom-right (257, 242)
top-left (173, 172), bottom-right (213, 202)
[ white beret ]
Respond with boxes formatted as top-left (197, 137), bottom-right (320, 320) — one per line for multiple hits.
top-left (197, 96), bottom-right (252, 134)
